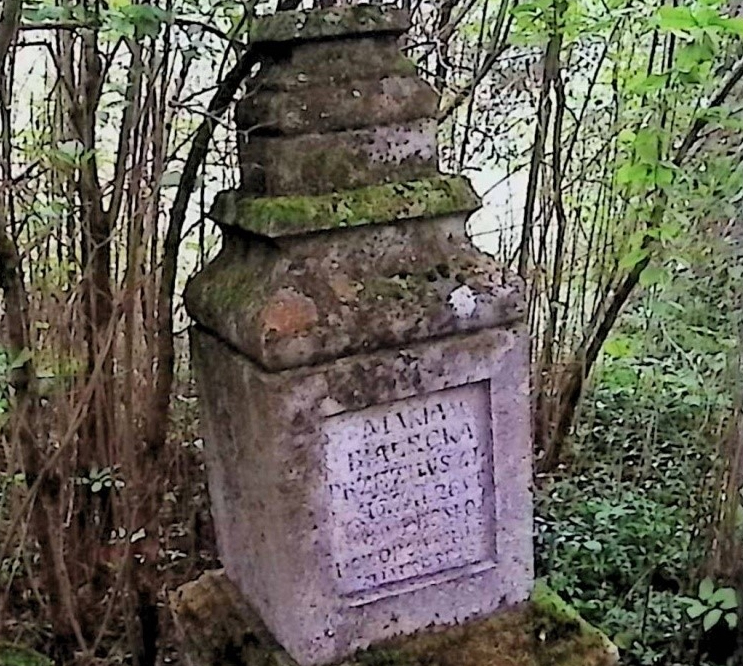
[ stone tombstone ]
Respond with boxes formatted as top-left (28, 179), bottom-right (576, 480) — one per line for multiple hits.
top-left (185, 5), bottom-right (533, 665)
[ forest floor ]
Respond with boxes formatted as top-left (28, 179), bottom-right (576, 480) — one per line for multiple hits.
top-left (537, 369), bottom-right (738, 665)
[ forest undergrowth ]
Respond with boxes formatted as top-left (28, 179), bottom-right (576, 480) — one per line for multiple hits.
top-left (0, 370), bottom-right (220, 665)
top-left (537, 253), bottom-right (743, 666)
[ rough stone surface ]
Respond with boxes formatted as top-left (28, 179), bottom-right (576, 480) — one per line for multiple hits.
top-left (240, 7), bottom-right (430, 198)
top-left (169, 569), bottom-right (284, 665)
top-left (249, 5), bottom-right (409, 45)
top-left (185, 212), bottom-right (524, 371)
top-left (171, 571), bottom-right (618, 666)
top-left (237, 76), bottom-right (437, 136)
top-left (239, 120), bottom-right (438, 196)
top-left (191, 323), bottom-right (533, 665)
top-left (254, 37), bottom-right (414, 92)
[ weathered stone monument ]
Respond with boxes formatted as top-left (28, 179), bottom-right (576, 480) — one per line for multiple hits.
top-left (184, 5), bottom-right (533, 665)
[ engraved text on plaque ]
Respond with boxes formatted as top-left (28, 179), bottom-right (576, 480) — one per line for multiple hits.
top-left (324, 382), bottom-right (495, 596)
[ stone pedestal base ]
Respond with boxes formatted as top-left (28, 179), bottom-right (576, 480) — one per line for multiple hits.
top-left (191, 323), bottom-right (532, 665)
top-left (170, 570), bottom-right (619, 666)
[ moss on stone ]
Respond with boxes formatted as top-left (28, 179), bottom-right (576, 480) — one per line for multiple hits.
top-left (171, 570), bottom-right (617, 666)
top-left (211, 176), bottom-right (481, 238)
top-left (361, 276), bottom-right (415, 301)
top-left (250, 5), bottom-right (410, 45)
top-left (530, 580), bottom-right (618, 665)
top-left (192, 258), bottom-right (263, 312)
top-left (183, 246), bottom-right (270, 336)
top-left (354, 649), bottom-right (416, 666)
top-left (531, 579), bottom-right (585, 629)
top-left (0, 643), bottom-right (52, 666)
top-left (340, 582), bottom-right (617, 666)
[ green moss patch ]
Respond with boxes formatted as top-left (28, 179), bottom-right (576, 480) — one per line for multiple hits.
top-left (0, 643), bottom-right (52, 666)
top-left (341, 582), bottom-right (617, 666)
top-left (211, 177), bottom-right (481, 238)
top-left (250, 5), bottom-right (410, 44)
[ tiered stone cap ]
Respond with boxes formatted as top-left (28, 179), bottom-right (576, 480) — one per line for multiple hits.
top-left (209, 176), bottom-right (480, 237)
top-left (236, 4), bottom-right (441, 197)
top-left (186, 4), bottom-right (525, 371)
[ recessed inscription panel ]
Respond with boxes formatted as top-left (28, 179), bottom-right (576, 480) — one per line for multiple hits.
top-left (324, 382), bottom-right (495, 596)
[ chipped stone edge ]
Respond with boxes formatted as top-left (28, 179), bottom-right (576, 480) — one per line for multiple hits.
top-left (249, 5), bottom-right (411, 45)
top-left (210, 176), bottom-right (482, 238)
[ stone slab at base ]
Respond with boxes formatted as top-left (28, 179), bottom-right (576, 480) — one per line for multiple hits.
top-left (170, 570), bottom-right (619, 666)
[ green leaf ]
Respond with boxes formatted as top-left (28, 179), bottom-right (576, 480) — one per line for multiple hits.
top-left (639, 266), bottom-right (668, 288)
top-left (619, 248), bottom-right (649, 270)
top-left (658, 218), bottom-right (681, 241)
top-left (512, 0), bottom-right (550, 17)
top-left (726, 612), bottom-right (738, 629)
top-left (617, 162), bottom-right (649, 186)
top-left (584, 540), bottom-right (602, 552)
top-left (687, 600), bottom-right (707, 619)
top-left (23, 4), bottom-right (70, 22)
top-left (604, 336), bottom-right (633, 359)
top-left (718, 16), bottom-right (743, 37)
top-left (699, 577), bottom-right (715, 601)
top-left (617, 128), bottom-right (636, 144)
top-left (114, 4), bottom-right (170, 38)
top-left (695, 6), bottom-right (722, 28)
top-left (10, 348), bottom-right (32, 370)
top-left (704, 608), bottom-right (723, 632)
top-left (636, 73), bottom-right (669, 94)
top-left (654, 164), bottom-right (675, 187)
top-left (710, 587), bottom-right (737, 610)
top-left (658, 6), bottom-right (696, 32)
top-left (676, 41), bottom-right (716, 74)
top-left (634, 128), bottom-right (659, 164)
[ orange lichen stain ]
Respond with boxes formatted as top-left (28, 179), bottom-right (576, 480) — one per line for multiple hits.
top-left (261, 288), bottom-right (318, 337)
top-left (329, 277), bottom-right (361, 304)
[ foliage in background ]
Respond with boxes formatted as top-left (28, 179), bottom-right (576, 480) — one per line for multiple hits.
top-left (416, 0), bottom-right (743, 662)
top-left (3, 0), bottom-right (743, 663)
top-left (536, 229), bottom-right (743, 664)
top-left (0, 0), bottom-right (254, 661)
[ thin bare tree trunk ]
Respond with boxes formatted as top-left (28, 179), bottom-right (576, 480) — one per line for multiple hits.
top-left (518, 0), bottom-right (565, 280)
top-left (0, 0), bottom-right (82, 652)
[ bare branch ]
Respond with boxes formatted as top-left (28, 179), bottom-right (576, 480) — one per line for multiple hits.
top-left (145, 43), bottom-right (259, 460)
top-left (437, 0), bottom-right (514, 122)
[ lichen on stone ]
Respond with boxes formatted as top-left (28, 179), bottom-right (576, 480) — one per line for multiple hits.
top-left (210, 176), bottom-right (481, 238)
